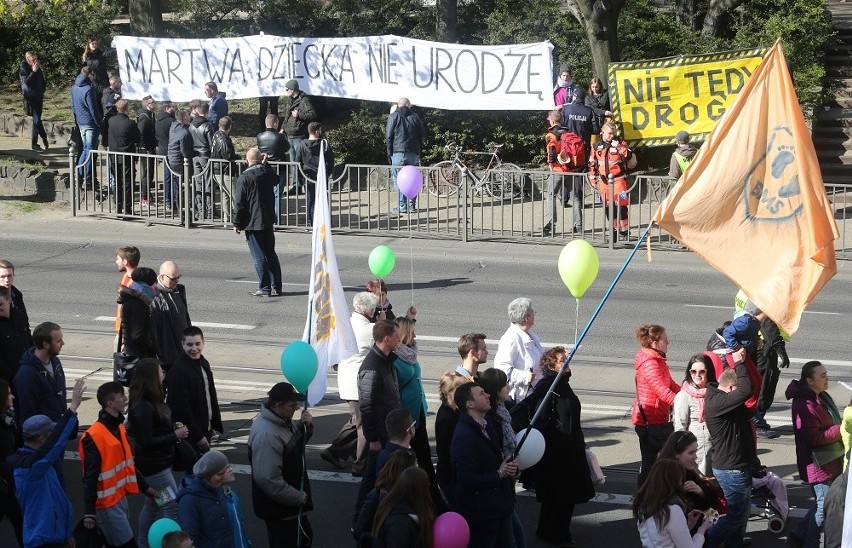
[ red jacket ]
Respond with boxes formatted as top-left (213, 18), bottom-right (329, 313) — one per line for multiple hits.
top-left (632, 347), bottom-right (680, 426)
top-left (785, 380), bottom-right (842, 484)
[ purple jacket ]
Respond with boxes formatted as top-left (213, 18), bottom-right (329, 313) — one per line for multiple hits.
top-left (785, 380), bottom-right (842, 484)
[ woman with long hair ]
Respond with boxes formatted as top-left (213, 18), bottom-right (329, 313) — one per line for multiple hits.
top-left (585, 77), bottom-right (611, 136)
top-left (673, 354), bottom-right (717, 475)
top-left (82, 37), bottom-right (109, 94)
top-left (658, 430), bottom-right (726, 516)
top-left (128, 359), bottom-right (189, 548)
top-left (0, 379), bottom-right (23, 546)
top-left (372, 466), bottom-right (435, 548)
top-left (434, 371), bottom-right (468, 508)
top-left (525, 346), bottom-right (593, 547)
top-left (633, 458), bottom-right (713, 547)
top-left (632, 324), bottom-right (680, 486)
top-left (353, 449), bottom-right (418, 543)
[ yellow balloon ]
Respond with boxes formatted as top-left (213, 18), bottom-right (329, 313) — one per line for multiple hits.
top-left (558, 240), bottom-right (599, 299)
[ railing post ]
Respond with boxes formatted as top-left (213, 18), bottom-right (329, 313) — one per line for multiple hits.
top-left (69, 145), bottom-right (77, 217)
top-left (184, 158), bottom-right (191, 229)
top-left (461, 171), bottom-right (469, 243)
top-left (607, 175), bottom-right (615, 251)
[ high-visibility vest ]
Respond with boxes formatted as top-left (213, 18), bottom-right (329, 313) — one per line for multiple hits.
top-left (80, 421), bottom-right (139, 509)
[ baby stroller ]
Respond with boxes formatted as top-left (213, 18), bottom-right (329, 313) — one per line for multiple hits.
top-left (750, 464), bottom-right (789, 534)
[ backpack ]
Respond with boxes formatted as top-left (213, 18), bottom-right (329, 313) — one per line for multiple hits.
top-left (557, 131), bottom-right (587, 171)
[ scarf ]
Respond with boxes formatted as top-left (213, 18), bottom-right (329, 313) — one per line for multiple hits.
top-left (2, 407), bottom-right (15, 430)
top-left (495, 403), bottom-right (516, 457)
top-left (394, 342), bottom-right (418, 365)
top-left (129, 281), bottom-right (156, 301)
top-left (681, 380), bottom-right (707, 422)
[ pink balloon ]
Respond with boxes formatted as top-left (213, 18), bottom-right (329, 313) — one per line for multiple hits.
top-left (432, 511), bottom-right (470, 548)
top-left (397, 165), bottom-right (423, 200)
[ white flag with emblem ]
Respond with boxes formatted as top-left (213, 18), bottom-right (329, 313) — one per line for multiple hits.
top-left (303, 141), bottom-right (358, 405)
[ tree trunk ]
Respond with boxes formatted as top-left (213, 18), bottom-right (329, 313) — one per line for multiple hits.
top-left (129, 0), bottom-right (163, 37)
top-left (436, 0), bottom-right (458, 42)
top-left (675, 0), bottom-right (695, 29)
top-left (701, 0), bottom-right (744, 37)
top-left (566, 0), bottom-right (626, 80)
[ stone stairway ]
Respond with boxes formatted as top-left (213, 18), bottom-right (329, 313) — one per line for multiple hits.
top-left (815, 0), bottom-right (852, 186)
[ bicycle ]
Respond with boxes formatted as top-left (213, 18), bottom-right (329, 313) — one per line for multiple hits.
top-left (427, 143), bottom-right (524, 199)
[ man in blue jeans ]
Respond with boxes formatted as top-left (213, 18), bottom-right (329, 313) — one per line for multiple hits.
top-left (386, 98), bottom-right (426, 213)
top-left (704, 347), bottom-right (755, 548)
top-left (70, 66), bottom-right (101, 188)
top-left (232, 148), bottom-right (282, 297)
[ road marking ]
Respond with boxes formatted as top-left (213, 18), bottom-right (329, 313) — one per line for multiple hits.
top-left (95, 316), bottom-right (255, 330)
top-left (684, 304), bottom-right (839, 315)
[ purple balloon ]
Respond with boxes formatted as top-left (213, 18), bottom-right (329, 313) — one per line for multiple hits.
top-left (432, 511), bottom-right (470, 548)
top-left (397, 165), bottom-right (423, 200)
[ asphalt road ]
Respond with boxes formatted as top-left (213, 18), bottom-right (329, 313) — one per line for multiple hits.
top-left (1, 215), bottom-right (851, 547)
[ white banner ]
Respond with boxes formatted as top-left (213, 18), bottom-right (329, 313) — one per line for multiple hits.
top-left (112, 35), bottom-right (554, 110)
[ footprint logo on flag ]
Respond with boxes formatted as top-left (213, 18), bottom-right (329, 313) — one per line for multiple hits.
top-left (743, 126), bottom-right (803, 222)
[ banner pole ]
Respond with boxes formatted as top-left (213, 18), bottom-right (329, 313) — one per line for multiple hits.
top-left (514, 224), bottom-right (653, 459)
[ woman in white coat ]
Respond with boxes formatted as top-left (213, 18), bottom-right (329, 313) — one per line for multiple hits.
top-left (672, 354), bottom-right (717, 476)
top-left (320, 291), bottom-right (379, 476)
top-left (494, 297), bottom-right (545, 402)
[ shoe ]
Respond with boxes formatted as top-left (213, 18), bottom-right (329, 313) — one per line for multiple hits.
top-left (321, 449), bottom-right (347, 469)
top-left (572, 226), bottom-right (582, 234)
top-left (31, 144), bottom-right (43, 153)
top-left (392, 208), bottom-right (408, 214)
top-left (351, 466), bottom-right (364, 477)
top-left (542, 223), bottom-right (552, 236)
top-left (270, 289), bottom-right (281, 297)
top-left (619, 229), bottom-right (630, 239)
top-left (250, 290), bottom-right (271, 297)
top-left (742, 537), bottom-right (752, 547)
top-left (756, 426), bottom-right (780, 439)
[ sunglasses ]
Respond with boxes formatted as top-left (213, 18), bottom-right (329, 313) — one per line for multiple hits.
top-left (690, 369), bottom-right (707, 375)
top-left (165, 274), bottom-right (181, 281)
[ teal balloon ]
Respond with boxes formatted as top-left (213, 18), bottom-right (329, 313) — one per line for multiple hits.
top-left (148, 518), bottom-right (181, 548)
top-left (368, 245), bottom-right (396, 278)
top-left (558, 240), bottom-right (599, 299)
top-left (280, 341), bottom-right (319, 394)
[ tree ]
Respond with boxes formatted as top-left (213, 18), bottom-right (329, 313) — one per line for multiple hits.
top-left (129, 0), bottom-right (163, 37)
top-left (701, 0), bottom-right (746, 36)
top-left (436, 0), bottom-right (458, 42)
top-left (564, 0), bottom-right (630, 80)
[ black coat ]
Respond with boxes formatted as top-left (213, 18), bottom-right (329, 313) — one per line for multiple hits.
top-left (118, 286), bottom-right (157, 359)
top-left (256, 128), bottom-right (289, 161)
top-left (127, 398), bottom-right (178, 477)
top-left (280, 91), bottom-right (317, 138)
top-left (155, 112), bottom-right (176, 155)
top-left (232, 164), bottom-right (278, 231)
top-left (358, 346), bottom-right (401, 444)
top-left (0, 412), bottom-right (20, 482)
top-left (165, 352), bottom-right (222, 444)
top-left (149, 284), bottom-right (191, 369)
top-left (526, 371), bottom-right (594, 505)
top-left (137, 108), bottom-right (157, 152)
top-left (295, 139), bottom-right (334, 182)
top-left (107, 112), bottom-right (140, 153)
top-left (0, 309), bottom-right (32, 383)
top-left (435, 403), bottom-right (459, 484)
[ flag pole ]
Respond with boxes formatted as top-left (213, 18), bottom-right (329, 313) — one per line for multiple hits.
top-left (514, 225), bottom-right (653, 458)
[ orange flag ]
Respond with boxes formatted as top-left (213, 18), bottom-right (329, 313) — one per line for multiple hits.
top-left (652, 41), bottom-right (838, 335)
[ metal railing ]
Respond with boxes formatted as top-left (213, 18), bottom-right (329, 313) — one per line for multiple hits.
top-left (70, 149), bottom-right (852, 257)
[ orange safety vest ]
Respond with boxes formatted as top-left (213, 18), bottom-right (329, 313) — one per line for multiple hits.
top-left (115, 273), bottom-right (132, 332)
top-left (588, 140), bottom-right (632, 205)
top-left (79, 421), bottom-right (139, 509)
top-left (545, 131), bottom-right (570, 173)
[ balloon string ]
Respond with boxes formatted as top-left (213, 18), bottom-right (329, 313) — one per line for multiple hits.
top-left (574, 298), bottom-right (579, 346)
top-left (409, 222), bottom-right (414, 305)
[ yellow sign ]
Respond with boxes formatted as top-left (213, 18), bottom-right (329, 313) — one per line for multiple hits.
top-left (608, 48), bottom-right (767, 147)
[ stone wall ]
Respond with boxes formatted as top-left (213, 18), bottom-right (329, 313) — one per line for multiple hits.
top-left (0, 111), bottom-right (75, 144)
top-left (0, 163), bottom-right (68, 202)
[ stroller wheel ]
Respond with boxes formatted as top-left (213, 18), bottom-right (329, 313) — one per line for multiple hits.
top-left (768, 516), bottom-right (785, 534)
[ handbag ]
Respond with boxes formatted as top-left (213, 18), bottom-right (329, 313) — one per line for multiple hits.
top-left (113, 325), bottom-right (138, 386)
top-left (586, 449), bottom-right (606, 485)
top-left (812, 440), bottom-right (846, 467)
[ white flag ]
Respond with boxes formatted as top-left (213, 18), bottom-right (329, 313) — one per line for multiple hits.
top-left (303, 141), bottom-right (358, 406)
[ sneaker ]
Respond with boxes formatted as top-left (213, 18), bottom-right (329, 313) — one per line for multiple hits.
top-left (270, 289), bottom-right (282, 297)
top-left (619, 229), bottom-right (630, 239)
top-left (320, 448), bottom-right (347, 469)
top-left (756, 426), bottom-right (780, 439)
top-left (31, 144), bottom-right (43, 153)
top-left (250, 290), bottom-right (271, 297)
top-left (542, 223), bottom-right (552, 236)
top-left (572, 226), bottom-right (582, 234)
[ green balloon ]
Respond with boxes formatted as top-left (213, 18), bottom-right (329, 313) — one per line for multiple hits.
top-left (558, 240), bottom-right (599, 299)
top-left (368, 245), bottom-right (396, 278)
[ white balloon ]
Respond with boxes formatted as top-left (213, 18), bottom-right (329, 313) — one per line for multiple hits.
top-left (514, 428), bottom-right (545, 470)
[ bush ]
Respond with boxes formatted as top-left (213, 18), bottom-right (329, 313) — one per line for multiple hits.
top-left (0, 1), bottom-right (118, 90)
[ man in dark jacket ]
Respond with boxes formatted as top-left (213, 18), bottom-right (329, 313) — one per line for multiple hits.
top-left (190, 101), bottom-right (216, 220)
top-left (295, 122), bottom-right (334, 226)
top-left (117, 266), bottom-right (158, 366)
top-left (450, 381), bottom-right (518, 546)
top-left (386, 98), bottom-right (426, 213)
top-left (257, 113), bottom-right (289, 209)
top-left (71, 67), bottom-right (102, 188)
top-left (19, 51), bottom-right (48, 152)
top-left (12, 380), bottom-right (84, 548)
top-left (100, 74), bottom-right (122, 147)
top-left (232, 148), bottom-right (282, 297)
top-left (166, 326), bottom-right (222, 454)
top-left (155, 101), bottom-right (178, 210)
top-left (137, 95), bottom-right (157, 205)
top-left (280, 79), bottom-right (317, 191)
top-left (107, 100), bottom-right (140, 215)
top-left (704, 348), bottom-right (755, 548)
top-left (559, 87), bottom-right (596, 210)
top-left (150, 260), bottom-right (191, 372)
top-left (205, 82), bottom-right (228, 128)
top-left (168, 110), bottom-right (195, 215)
top-left (0, 286), bottom-right (32, 384)
top-left (353, 320), bottom-right (401, 517)
top-left (248, 382), bottom-right (313, 548)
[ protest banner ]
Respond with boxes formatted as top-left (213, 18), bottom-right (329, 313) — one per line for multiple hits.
top-left (608, 47), bottom-right (767, 146)
top-left (112, 34), bottom-right (554, 111)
